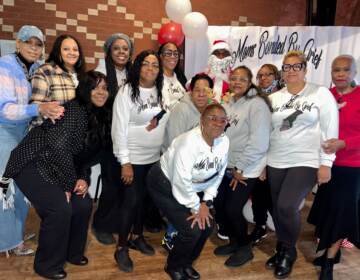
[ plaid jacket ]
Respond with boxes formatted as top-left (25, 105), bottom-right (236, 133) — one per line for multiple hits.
top-left (31, 62), bottom-right (76, 126)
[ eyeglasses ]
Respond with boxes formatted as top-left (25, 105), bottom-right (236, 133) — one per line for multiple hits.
top-left (230, 76), bottom-right (249, 83)
top-left (257, 73), bottom-right (274, 79)
top-left (206, 115), bottom-right (229, 124)
top-left (141, 61), bottom-right (160, 69)
top-left (282, 63), bottom-right (304, 72)
top-left (162, 50), bottom-right (179, 58)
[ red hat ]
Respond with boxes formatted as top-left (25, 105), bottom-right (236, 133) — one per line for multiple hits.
top-left (210, 40), bottom-right (230, 54)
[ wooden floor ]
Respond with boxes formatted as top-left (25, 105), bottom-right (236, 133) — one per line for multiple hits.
top-left (1, 199), bottom-right (359, 280)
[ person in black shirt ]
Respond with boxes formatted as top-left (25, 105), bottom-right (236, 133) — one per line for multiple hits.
top-left (0, 71), bottom-right (110, 280)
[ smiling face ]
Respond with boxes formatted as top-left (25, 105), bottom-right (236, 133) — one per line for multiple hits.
top-left (201, 107), bottom-right (228, 141)
top-left (90, 78), bottom-right (109, 107)
top-left (229, 68), bottom-right (251, 99)
top-left (60, 38), bottom-right (80, 71)
top-left (110, 38), bottom-right (130, 69)
top-left (16, 37), bottom-right (43, 63)
top-left (257, 65), bottom-right (276, 89)
top-left (139, 54), bottom-right (160, 87)
top-left (160, 43), bottom-right (179, 74)
top-left (282, 56), bottom-right (307, 86)
top-left (331, 57), bottom-right (356, 92)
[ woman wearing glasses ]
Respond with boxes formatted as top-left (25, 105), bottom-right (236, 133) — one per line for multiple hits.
top-left (308, 55), bottom-right (360, 280)
top-left (158, 42), bottom-right (187, 111)
top-left (147, 103), bottom-right (229, 280)
top-left (213, 66), bottom-right (272, 267)
top-left (111, 50), bottom-right (167, 272)
top-left (265, 51), bottom-right (339, 279)
top-left (257, 64), bottom-right (282, 94)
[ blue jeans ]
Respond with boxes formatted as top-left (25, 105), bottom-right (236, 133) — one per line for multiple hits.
top-left (0, 123), bottom-right (29, 252)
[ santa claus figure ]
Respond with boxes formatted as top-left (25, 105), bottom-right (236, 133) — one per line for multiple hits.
top-left (206, 40), bottom-right (232, 102)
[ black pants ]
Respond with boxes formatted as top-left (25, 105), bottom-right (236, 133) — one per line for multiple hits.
top-left (251, 178), bottom-right (273, 226)
top-left (92, 149), bottom-right (123, 233)
top-left (117, 163), bottom-right (154, 246)
top-left (147, 162), bottom-right (213, 270)
top-left (217, 170), bottom-right (256, 245)
top-left (15, 164), bottom-right (92, 275)
top-left (267, 166), bottom-right (317, 248)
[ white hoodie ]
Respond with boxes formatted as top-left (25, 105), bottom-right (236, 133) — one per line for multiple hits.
top-left (112, 84), bottom-right (168, 165)
top-left (161, 127), bottom-right (229, 213)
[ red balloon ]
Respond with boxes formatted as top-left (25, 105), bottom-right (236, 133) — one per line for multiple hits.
top-left (158, 22), bottom-right (184, 46)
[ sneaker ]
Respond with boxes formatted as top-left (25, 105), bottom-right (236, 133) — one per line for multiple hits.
top-left (250, 226), bottom-right (267, 245)
top-left (114, 247), bottom-right (133, 272)
top-left (11, 244), bottom-right (35, 256)
top-left (162, 232), bottom-right (176, 252)
top-left (128, 235), bottom-right (155, 256)
top-left (216, 224), bottom-right (229, 240)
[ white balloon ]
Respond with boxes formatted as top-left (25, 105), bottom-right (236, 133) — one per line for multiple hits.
top-left (165, 0), bottom-right (192, 24)
top-left (182, 12), bottom-right (208, 39)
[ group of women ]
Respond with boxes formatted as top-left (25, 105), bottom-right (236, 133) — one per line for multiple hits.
top-left (0, 24), bottom-right (359, 280)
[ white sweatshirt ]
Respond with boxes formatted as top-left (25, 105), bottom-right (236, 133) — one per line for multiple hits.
top-left (160, 127), bottom-right (229, 213)
top-left (267, 83), bottom-right (339, 168)
top-left (224, 96), bottom-right (271, 178)
top-left (95, 58), bottom-right (127, 87)
top-left (112, 84), bottom-right (168, 165)
top-left (162, 73), bottom-right (186, 111)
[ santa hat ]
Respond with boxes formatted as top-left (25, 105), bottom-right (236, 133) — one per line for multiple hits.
top-left (210, 40), bottom-right (230, 54)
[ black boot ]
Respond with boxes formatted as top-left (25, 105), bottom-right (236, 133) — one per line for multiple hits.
top-left (164, 266), bottom-right (187, 280)
top-left (274, 246), bottom-right (297, 279)
top-left (319, 258), bottom-right (334, 280)
top-left (224, 243), bottom-right (254, 267)
top-left (266, 242), bottom-right (283, 269)
top-left (313, 249), bottom-right (341, 267)
top-left (128, 235), bottom-right (155, 256)
top-left (214, 238), bottom-right (239, 256)
top-left (114, 247), bottom-right (133, 272)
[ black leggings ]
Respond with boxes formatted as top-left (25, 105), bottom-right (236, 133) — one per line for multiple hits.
top-left (267, 166), bottom-right (317, 248)
top-left (251, 178), bottom-right (273, 226)
top-left (117, 163), bottom-right (154, 246)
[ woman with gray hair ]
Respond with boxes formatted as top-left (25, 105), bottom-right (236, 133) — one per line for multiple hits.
top-left (92, 33), bottom-right (134, 245)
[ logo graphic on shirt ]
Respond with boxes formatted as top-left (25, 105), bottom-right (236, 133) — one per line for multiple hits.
top-left (194, 156), bottom-right (223, 171)
top-left (168, 82), bottom-right (183, 97)
top-left (137, 94), bottom-right (160, 113)
top-left (280, 110), bottom-right (303, 131)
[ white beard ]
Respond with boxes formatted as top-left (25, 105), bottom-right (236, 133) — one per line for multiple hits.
top-left (206, 55), bottom-right (231, 82)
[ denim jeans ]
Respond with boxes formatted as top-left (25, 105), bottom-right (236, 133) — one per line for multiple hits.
top-left (0, 123), bottom-right (29, 252)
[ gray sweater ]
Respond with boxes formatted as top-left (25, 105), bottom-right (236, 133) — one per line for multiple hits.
top-left (224, 95), bottom-right (271, 178)
top-left (162, 94), bottom-right (201, 151)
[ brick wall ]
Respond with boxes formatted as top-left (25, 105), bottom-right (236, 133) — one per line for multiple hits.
top-left (0, 0), bottom-right (356, 69)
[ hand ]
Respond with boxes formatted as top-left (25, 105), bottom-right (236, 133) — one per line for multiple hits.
top-left (73, 179), bottom-right (89, 197)
top-left (317, 165), bottom-right (331, 186)
top-left (259, 168), bottom-right (267, 181)
top-left (39, 102), bottom-right (65, 124)
top-left (65, 191), bottom-right (71, 203)
top-left (229, 169), bottom-right (247, 191)
top-left (121, 163), bottom-right (134, 185)
top-left (322, 138), bottom-right (346, 154)
top-left (146, 117), bottom-right (158, 131)
top-left (186, 203), bottom-right (213, 230)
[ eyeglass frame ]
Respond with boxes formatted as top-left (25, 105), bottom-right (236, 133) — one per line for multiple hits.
top-left (281, 63), bottom-right (305, 72)
top-left (161, 50), bottom-right (180, 58)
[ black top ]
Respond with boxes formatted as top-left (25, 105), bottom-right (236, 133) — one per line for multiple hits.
top-left (3, 100), bottom-right (89, 192)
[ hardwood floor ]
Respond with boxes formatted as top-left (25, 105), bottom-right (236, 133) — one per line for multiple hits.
top-left (1, 199), bottom-right (359, 280)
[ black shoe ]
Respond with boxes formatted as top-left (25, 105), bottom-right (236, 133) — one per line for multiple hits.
top-left (274, 247), bottom-right (297, 279)
top-left (184, 265), bottom-right (200, 279)
top-left (224, 244), bottom-right (254, 267)
top-left (36, 269), bottom-right (67, 280)
top-left (128, 235), bottom-right (155, 256)
top-left (214, 241), bottom-right (239, 256)
top-left (313, 249), bottom-right (341, 267)
top-left (92, 227), bottom-right (116, 245)
top-left (319, 258), bottom-right (334, 280)
top-left (67, 256), bottom-right (88, 266)
top-left (266, 242), bottom-right (283, 270)
top-left (250, 226), bottom-right (267, 245)
top-left (114, 247), bottom-right (133, 272)
top-left (164, 266), bottom-right (187, 280)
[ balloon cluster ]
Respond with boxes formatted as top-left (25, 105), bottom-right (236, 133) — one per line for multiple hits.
top-left (158, 0), bottom-right (208, 46)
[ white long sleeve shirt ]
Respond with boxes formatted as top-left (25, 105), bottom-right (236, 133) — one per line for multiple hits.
top-left (162, 73), bottom-right (186, 111)
top-left (112, 84), bottom-right (168, 165)
top-left (160, 127), bottom-right (229, 213)
top-left (267, 83), bottom-right (339, 168)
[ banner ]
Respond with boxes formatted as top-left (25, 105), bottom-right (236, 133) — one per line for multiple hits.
top-left (185, 26), bottom-right (360, 87)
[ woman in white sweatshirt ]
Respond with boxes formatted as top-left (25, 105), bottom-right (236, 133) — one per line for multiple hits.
top-left (147, 103), bottom-right (229, 280)
top-left (111, 50), bottom-right (166, 272)
top-left (265, 51), bottom-right (339, 279)
top-left (213, 66), bottom-right (272, 268)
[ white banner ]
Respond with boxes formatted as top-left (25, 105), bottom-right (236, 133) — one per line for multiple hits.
top-left (185, 26), bottom-right (360, 87)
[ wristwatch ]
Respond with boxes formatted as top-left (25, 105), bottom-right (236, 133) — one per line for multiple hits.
top-left (202, 199), bottom-right (214, 209)
top-left (234, 167), bottom-right (243, 174)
